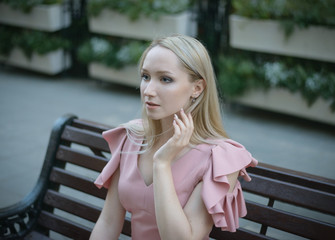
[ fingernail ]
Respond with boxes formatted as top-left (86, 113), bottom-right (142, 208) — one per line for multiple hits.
top-left (174, 114), bottom-right (178, 119)
top-left (181, 108), bottom-right (184, 112)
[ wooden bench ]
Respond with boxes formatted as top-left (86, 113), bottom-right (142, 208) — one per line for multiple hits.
top-left (1, 114), bottom-right (334, 240)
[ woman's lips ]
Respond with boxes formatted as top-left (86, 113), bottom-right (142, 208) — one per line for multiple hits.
top-left (146, 101), bottom-right (160, 109)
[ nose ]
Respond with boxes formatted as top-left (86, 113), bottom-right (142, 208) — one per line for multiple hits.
top-left (142, 79), bottom-right (157, 97)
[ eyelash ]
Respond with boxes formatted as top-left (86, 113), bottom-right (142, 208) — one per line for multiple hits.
top-left (141, 74), bottom-right (173, 83)
top-left (161, 76), bottom-right (173, 83)
top-left (141, 73), bottom-right (150, 82)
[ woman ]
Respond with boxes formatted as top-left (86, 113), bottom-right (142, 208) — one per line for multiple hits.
top-left (90, 35), bottom-right (257, 240)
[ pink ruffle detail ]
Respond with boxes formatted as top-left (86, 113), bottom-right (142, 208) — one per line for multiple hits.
top-left (94, 126), bottom-right (127, 189)
top-left (202, 139), bottom-right (258, 232)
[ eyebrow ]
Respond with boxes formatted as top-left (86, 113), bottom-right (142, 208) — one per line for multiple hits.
top-left (141, 68), bottom-right (174, 75)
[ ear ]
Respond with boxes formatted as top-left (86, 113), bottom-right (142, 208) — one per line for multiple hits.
top-left (192, 79), bottom-right (206, 98)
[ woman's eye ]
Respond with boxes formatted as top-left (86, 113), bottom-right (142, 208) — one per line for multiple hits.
top-left (141, 74), bottom-right (150, 81)
top-left (161, 77), bottom-right (173, 83)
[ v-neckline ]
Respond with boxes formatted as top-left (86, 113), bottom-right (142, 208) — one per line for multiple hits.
top-left (136, 145), bottom-right (195, 188)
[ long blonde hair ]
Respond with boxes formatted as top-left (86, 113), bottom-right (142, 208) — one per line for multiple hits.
top-left (124, 34), bottom-right (228, 150)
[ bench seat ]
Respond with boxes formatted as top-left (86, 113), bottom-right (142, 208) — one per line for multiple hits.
top-left (1, 115), bottom-right (334, 239)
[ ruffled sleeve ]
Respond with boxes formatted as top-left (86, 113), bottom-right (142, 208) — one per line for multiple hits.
top-left (202, 139), bottom-right (258, 232)
top-left (94, 126), bottom-right (127, 189)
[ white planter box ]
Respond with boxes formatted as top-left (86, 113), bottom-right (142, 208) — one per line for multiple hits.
top-left (88, 10), bottom-right (197, 40)
top-left (89, 63), bottom-right (139, 88)
top-left (233, 88), bottom-right (335, 125)
top-left (0, 3), bottom-right (71, 31)
top-left (229, 15), bottom-right (335, 63)
top-left (0, 48), bottom-right (71, 75)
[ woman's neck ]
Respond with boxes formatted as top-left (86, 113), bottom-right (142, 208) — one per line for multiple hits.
top-left (158, 117), bottom-right (174, 144)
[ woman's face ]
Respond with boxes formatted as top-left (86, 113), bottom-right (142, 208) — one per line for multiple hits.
top-left (140, 46), bottom-right (195, 121)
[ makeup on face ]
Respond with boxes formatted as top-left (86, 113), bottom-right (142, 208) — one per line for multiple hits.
top-left (140, 46), bottom-right (195, 121)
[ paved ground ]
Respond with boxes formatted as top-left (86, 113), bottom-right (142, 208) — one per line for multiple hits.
top-left (0, 66), bottom-right (334, 238)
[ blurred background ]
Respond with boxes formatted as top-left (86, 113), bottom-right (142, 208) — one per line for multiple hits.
top-left (0, 0), bottom-right (334, 238)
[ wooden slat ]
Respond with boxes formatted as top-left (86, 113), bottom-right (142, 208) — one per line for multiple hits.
top-left (61, 125), bottom-right (109, 152)
top-left (241, 174), bottom-right (335, 215)
top-left (56, 145), bottom-right (108, 172)
top-left (38, 211), bottom-right (91, 239)
top-left (72, 118), bottom-right (111, 133)
top-left (122, 217), bottom-right (132, 237)
top-left (249, 163), bottom-right (335, 194)
top-left (49, 167), bottom-right (107, 199)
top-left (43, 190), bottom-right (101, 223)
top-left (44, 189), bottom-right (132, 238)
top-left (43, 189), bottom-right (132, 238)
top-left (245, 201), bottom-right (335, 239)
top-left (209, 226), bottom-right (275, 240)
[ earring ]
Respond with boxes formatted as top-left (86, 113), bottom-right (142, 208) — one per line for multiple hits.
top-left (192, 97), bottom-right (196, 103)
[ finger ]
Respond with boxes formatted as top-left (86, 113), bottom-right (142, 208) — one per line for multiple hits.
top-left (179, 108), bottom-right (190, 127)
top-left (173, 115), bottom-right (182, 137)
top-left (176, 111), bottom-right (193, 143)
top-left (184, 113), bottom-right (194, 140)
top-left (174, 112), bottom-right (192, 144)
top-left (174, 113), bottom-right (186, 131)
top-left (174, 115), bottom-right (189, 145)
top-left (188, 112), bottom-right (194, 131)
top-left (180, 110), bottom-right (194, 137)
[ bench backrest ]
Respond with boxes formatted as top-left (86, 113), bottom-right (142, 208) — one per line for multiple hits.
top-left (34, 116), bottom-right (335, 239)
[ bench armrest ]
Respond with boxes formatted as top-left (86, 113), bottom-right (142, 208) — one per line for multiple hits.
top-left (0, 114), bottom-right (77, 239)
top-left (0, 181), bottom-right (45, 239)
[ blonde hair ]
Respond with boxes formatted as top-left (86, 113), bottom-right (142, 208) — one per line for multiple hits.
top-left (124, 34), bottom-right (228, 150)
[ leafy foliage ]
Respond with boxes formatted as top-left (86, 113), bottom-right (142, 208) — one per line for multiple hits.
top-left (217, 53), bottom-right (335, 111)
top-left (232, 0), bottom-right (335, 36)
top-left (217, 55), bottom-right (265, 97)
top-left (87, 0), bottom-right (195, 21)
top-left (77, 36), bottom-right (149, 69)
top-left (227, 0), bottom-right (335, 110)
top-left (0, 26), bottom-right (15, 56)
top-left (0, 0), bottom-right (63, 13)
top-left (0, 26), bottom-right (71, 58)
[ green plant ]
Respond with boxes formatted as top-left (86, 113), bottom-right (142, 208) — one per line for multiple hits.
top-left (0, 26), bottom-right (71, 58)
top-left (77, 36), bottom-right (148, 69)
top-left (87, 0), bottom-right (195, 21)
top-left (217, 55), bottom-right (265, 97)
top-left (0, 26), bottom-right (15, 56)
top-left (232, 0), bottom-right (335, 37)
top-left (217, 53), bottom-right (335, 111)
top-left (0, 0), bottom-right (63, 13)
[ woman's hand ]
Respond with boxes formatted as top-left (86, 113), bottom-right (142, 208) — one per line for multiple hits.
top-left (154, 108), bottom-right (194, 164)
top-left (152, 109), bottom-right (213, 240)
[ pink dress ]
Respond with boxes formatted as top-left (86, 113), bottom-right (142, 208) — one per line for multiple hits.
top-left (94, 121), bottom-right (258, 240)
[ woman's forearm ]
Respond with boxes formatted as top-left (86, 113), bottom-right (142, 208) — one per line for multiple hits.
top-left (90, 215), bottom-right (124, 240)
top-left (153, 161), bottom-right (193, 240)
top-left (90, 169), bottom-right (126, 240)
